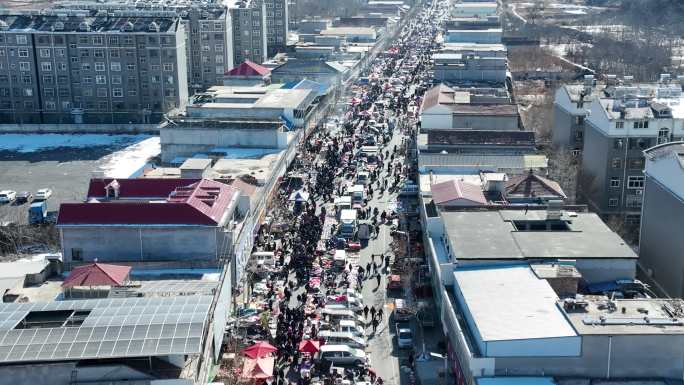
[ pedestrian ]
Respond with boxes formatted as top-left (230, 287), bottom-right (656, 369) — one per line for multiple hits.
top-left (384, 254), bottom-right (390, 267)
top-left (372, 317), bottom-right (379, 333)
top-left (370, 306), bottom-right (376, 319)
top-left (377, 307), bottom-right (384, 321)
top-left (376, 273), bottom-right (381, 287)
top-left (364, 305), bottom-right (369, 319)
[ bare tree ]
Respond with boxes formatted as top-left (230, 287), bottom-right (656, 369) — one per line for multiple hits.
top-left (546, 147), bottom-right (579, 204)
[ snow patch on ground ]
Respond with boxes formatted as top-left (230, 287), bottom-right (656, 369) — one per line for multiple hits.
top-left (541, 43), bottom-right (592, 56)
top-left (98, 136), bottom-right (160, 178)
top-left (0, 134), bottom-right (151, 153)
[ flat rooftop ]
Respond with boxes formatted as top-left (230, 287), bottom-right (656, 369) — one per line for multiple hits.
top-left (418, 153), bottom-right (548, 171)
top-left (193, 87), bottom-right (314, 110)
top-left (0, 11), bottom-right (178, 33)
top-left (442, 210), bottom-right (638, 261)
top-left (454, 264), bottom-right (577, 342)
top-left (562, 297), bottom-right (684, 335)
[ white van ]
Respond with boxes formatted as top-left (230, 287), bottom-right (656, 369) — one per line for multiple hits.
top-left (319, 345), bottom-right (367, 366)
top-left (318, 331), bottom-right (367, 349)
top-left (338, 320), bottom-right (365, 337)
top-left (322, 307), bottom-right (366, 324)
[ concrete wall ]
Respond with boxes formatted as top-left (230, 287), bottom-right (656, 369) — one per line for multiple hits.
top-left (160, 127), bottom-right (287, 163)
top-left (573, 258), bottom-right (636, 283)
top-left (0, 124), bottom-right (158, 134)
top-left (451, 115), bottom-right (518, 131)
top-left (492, 334), bottom-right (684, 379)
top-left (60, 225), bottom-right (225, 267)
top-left (639, 175), bottom-right (684, 297)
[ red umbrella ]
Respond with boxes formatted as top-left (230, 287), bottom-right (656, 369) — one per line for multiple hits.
top-left (298, 339), bottom-right (320, 353)
top-left (242, 341), bottom-right (278, 358)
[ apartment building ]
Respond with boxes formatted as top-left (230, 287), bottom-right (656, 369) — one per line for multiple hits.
top-left (261, 0), bottom-right (289, 57)
top-left (0, 11), bottom-right (188, 124)
top-left (580, 75), bottom-right (684, 222)
top-left (229, 0), bottom-right (268, 65)
top-left (552, 75), bottom-right (599, 153)
top-left (57, 0), bottom-right (233, 92)
top-left (639, 142), bottom-right (684, 297)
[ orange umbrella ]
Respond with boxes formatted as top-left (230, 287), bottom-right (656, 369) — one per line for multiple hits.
top-left (242, 341), bottom-right (278, 359)
top-left (298, 339), bottom-right (320, 353)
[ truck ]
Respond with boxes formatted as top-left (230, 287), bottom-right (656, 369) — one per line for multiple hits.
top-left (28, 201), bottom-right (48, 225)
top-left (339, 209), bottom-right (358, 240)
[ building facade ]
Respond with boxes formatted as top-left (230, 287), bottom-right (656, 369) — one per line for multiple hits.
top-left (638, 142), bottom-right (684, 297)
top-left (0, 11), bottom-right (189, 124)
top-left (229, 1), bottom-right (269, 65)
top-left (580, 78), bottom-right (684, 221)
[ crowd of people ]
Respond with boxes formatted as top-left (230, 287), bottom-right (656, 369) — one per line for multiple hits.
top-left (232, 1), bottom-right (445, 385)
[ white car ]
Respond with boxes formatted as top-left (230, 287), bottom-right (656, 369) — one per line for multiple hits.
top-left (396, 323), bottom-right (413, 349)
top-left (319, 344), bottom-right (367, 366)
top-left (0, 190), bottom-right (16, 203)
top-left (35, 188), bottom-right (53, 201)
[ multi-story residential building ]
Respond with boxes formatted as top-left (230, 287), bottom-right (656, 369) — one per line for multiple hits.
top-left (552, 76), bottom-right (598, 154)
top-left (260, 0), bottom-right (289, 57)
top-left (0, 11), bottom-right (188, 124)
top-left (580, 75), bottom-right (684, 222)
top-left (57, 0), bottom-right (233, 92)
top-left (228, 0), bottom-right (268, 65)
top-left (638, 141), bottom-right (684, 297)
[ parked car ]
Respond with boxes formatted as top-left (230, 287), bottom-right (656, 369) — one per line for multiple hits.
top-left (318, 331), bottom-right (367, 349)
top-left (319, 344), bottom-right (367, 366)
top-left (28, 201), bottom-right (48, 225)
top-left (14, 192), bottom-right (32, 204)
top-left (34, 188), bottom-right (53, 201)
top-left (0, 190), bottom-right (16, 204)
top-left (395, 322), bottom-right (413, 348)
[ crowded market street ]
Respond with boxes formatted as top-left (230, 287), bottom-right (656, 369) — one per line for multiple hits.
top-left (226, 1), bottom-right (447, 385)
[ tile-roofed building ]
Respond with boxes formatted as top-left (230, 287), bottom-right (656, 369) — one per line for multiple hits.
top-left (431, 179), bottom-right (487, 206)
top-left (58, 179), bottom-right (240, 268)
top-left (226, 60), bottom-right (272, 77)
top-left (420, 83), bottom-right (520, 131)
top-left (505, 170), bottom-right (567, 203)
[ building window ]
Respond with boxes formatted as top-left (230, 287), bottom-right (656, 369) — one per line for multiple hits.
top-left (627, 176), bottom-right (644, 189)
top-left (39, 49), bottom-right (51, 58)
top-left (93, 36), bottom-right (103, 45)
top-left (83, 76), bottom-right (93, 85)
top-left (45, 101), bottom-right (56, 110)
top-left (658, 128), bottom-right (670, 145)
top-left (111, 49), bottom-right (120, 58)
top-left (71, 248), bottom-right (83, 261)
top-left (16, 35), bottom-right (28, 45)
top-left (111, 75), bottom-right (122, 84)
top-left (611, 158), bottom-right (622, 169)
top-left (615, 121), bottom-right (624, 129)
top-left (19, 62), bottom-right (30, 71)
top-left (112, 88), bottom-right (123, 98)
top-left (95, 62), bottom-right (105, 71)
top-left (128, 90), bottom-right (137, 97)
top-left (628, 138), bottom-right (650, 150)
top-left (18, 49), bottom-right (29, 57)
top-left (127, 64), bottom-right (136, 70)
top-left (41, 62), bottom-right (52, 72)
top-left (626, 195), bottom-right (642, 208)
top-left (97, 88), bottom-right (107, 97)
top-left (95, 75), bottom-right (106, 84)
top-left (608, 198), bottom-right (619, 207)
top-left (81, 63), bottom-right (91, 71)
top-left (163, 63), bottom-right (173, 71)
top-left (110, 62), bottom-right (121, 71)
top-left (44, 88), bottom-right (54, 97)
top-left (633, 120), bottom-right (649, 129)
top-left (610, 178), bottom-right (620, 188)
top-left (628, 158), bottom-right (645, 170)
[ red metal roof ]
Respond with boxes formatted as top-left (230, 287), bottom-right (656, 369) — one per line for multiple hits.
top-left (87, 178), bottom-right (202, 199)
top-left (62, 263), bottom-right (131, 288)
top-left (432, 179), bottom-right (487, 205)
top-left (60, 179), bottom-right (237, 226)
top-left (225, 60), bottom-right (271, 76)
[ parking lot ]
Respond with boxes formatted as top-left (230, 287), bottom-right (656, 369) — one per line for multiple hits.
top-left (0, 135), bottom-right (158, 225)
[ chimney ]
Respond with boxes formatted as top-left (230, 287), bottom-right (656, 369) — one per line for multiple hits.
top-left (546, 199), bottom-right (563, 221)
